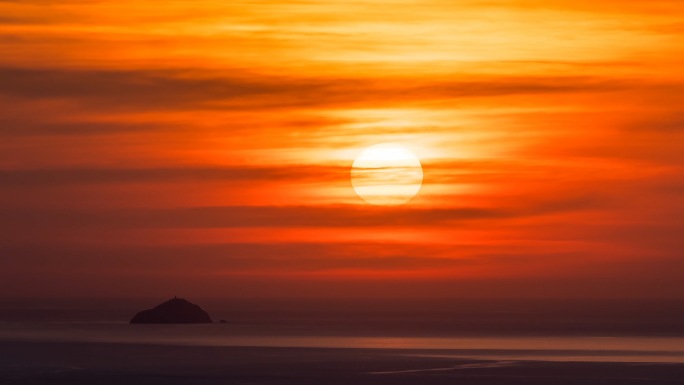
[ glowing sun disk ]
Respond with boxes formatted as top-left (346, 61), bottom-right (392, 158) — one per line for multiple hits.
top-left (351, 143), bottom-right (423, 205)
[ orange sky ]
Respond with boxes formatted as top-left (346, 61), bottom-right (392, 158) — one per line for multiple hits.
top-left (1, 0), bottom-right (684, 298)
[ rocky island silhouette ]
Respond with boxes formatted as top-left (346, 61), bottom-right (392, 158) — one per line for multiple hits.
top-left (130, 297), bottom-right (213, 324)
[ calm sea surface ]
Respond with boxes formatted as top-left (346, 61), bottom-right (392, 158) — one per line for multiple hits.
top-left (2, 298), bottom-right (684, 363)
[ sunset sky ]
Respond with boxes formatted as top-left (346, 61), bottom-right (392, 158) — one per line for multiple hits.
top-left (1, 0), bottom-right (683, 298)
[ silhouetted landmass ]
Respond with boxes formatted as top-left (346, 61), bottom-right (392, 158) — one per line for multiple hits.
top-left (130, 297), bottom-right (212, 324)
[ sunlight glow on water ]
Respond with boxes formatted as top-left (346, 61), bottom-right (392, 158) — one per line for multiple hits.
top-left (2, 323), bottom-right (684, 363)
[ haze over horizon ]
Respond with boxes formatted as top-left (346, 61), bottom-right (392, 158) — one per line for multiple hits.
top-left (1, 0), bottom-right (684, 300)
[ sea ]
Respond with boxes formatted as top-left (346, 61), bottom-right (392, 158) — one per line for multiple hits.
top-left (2, 297), bottom-right (684, 364)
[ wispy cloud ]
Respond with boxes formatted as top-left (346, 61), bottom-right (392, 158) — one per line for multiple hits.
top-left (0, 195), bottom-right (604, 232)
top-left (0, 66), bottom-right (640, 111)
top-left (0, 165), bottom-right (346, 186)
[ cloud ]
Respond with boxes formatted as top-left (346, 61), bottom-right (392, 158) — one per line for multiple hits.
top-left (623, 113), bottom-right (684, 132)
top-left (0, 196), bottom-right (602, 231)
top-left (0, 66), bottom-right (636, 112)
top-left (0, 67), bottom-right (296, 110)
top-left (0, 118), bottom-right (175, 136)
top-left (464, 0), bottom-right (684, 15)
top-left (0, 165), bottom-right (347, 186)
top-left (0, 241), bottom-right (477, 273)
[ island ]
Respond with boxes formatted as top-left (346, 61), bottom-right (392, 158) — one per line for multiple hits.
top-left (130, 297), bottom-right (213, 324)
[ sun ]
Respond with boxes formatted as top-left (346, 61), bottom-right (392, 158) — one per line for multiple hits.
top-left (351, 143), bottom-right (423, 205)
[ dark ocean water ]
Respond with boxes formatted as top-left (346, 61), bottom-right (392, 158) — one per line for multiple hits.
top-left (2, 298), bottom-right (684, 384)
top-left (1, 298), bottom-right (684, 363)
top-left (2, 298), bottom-right (684, 336)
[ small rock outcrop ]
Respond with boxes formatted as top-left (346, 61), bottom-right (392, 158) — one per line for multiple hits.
top-left (130, 297), bottom-right (213, 324)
